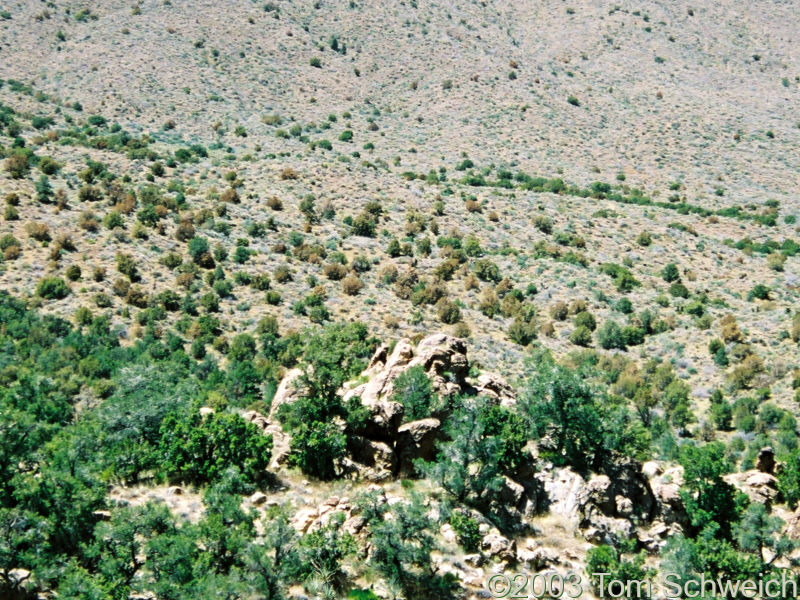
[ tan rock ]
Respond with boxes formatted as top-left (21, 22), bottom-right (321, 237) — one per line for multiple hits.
top-left (250, 492), bottom-right (268, 506)
top-left (725, 470), bottom-right (778, 505)
top-left (292, 507), bottom-right (318, 533)
top-left (480, 533), bottom-right (516, 562)
top-left (269, 367), bottom-right (305, 421)
top-left (395, 418), bottom-right (441, 475)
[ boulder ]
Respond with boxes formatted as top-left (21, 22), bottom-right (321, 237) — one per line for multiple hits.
top-left (292, 507), bottom-right (318, 533)
top-left (344, 339), bottom-right (415, 405)
top-left (266, 425), bottom-right (291, 469)
top-left (349, 436), bottom-right (397, 479)
top-left (783, 507), bottom-right (800, 540)
top-left (516, 546), bottom-right (560, 570)
top-left (269, 368), bottom-right (305, 420)
top-left (642, 461), bottom-right (662, 479)
top-left (473, 373), bottom-right (516, 406)
top-left (499, 476), bottom-right (526, 507)
top-left (725, 470), bottom-right (779, 505)
top-left (395, 418), bottom-right (442, 475)
top-left (360, 400), bottom-right (405, 441)
top-left (242, 410), bottom-right (270, 431)
top-left (581, 514), bottom-right (633, 545)
top-left (537, 467), bottom-right (587, 519)
top-left (480, 533), bottom-right (516, 562)
top-left (410, 334), bottom-right (469, 380)
top-left (651, 478), bottom-right (685, 526)
top-left (250, 492), bottom-right (268, 506)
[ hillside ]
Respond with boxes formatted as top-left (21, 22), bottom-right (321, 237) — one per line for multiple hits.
top-left (1, 1), bottom-right (800, 599)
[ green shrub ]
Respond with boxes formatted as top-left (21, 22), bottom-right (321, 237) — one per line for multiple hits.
top-left (597, 320), bottom-right (626, 350)
top-left (436, 298), bottom-right (461, 324)
top-left (159, 411), bottom-right (272, 485)
top-left (351, 213), bottom-right (376, 237)
top-left (669, 282), bottom-right (690, 298)
top-left (508, 317), bottom-right (537, 346)
top-left (473, 258), bottom-right (501, 282)
top-left (37, 276), bottom-right (70, 299)
top-left (748, 284), bottom-right (771, 301)
top-left (662, 263), bottom-right (680, 282)
top-left (288, 421), bottom-right (346, 480)
top-left (450, 512), bottom-right (481, 552)
top-left (570, 325), bottom-right (593, 347)
top-left (393, 365), bottom-right (435, 421)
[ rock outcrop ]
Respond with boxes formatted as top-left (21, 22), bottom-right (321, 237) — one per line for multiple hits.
top-left (537, 457), bottom-right (686, 550)
top-left (271, 333), bottom-right (519, 482)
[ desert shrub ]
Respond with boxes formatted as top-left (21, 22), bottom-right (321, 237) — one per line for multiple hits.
top-left (379, 264), bottom-right (398, 284)
top-left (341, 275), bottom-right (364, 296)
top-left (112, 278), bottom-right (131, 297)
top-left (550, 301), bottom-right (568, 321)
top-left (78, 185), bottom-right (103, 203)
top-left (78, 211), bottom-right (100, 231)
top-left (103, 211), bottom-right (124, 230)
top-left (621, 325), bottom-right (645, 346)
top-left (323, 262), bottom-right (347, 280)
top-left (4, 205), bottom-right (19, 220)
top-left (720, 315), bottom-right (744, 343)
top-left (116, 253), bottom-right (139, 281)
top-left (532, 215), bottom-right (553, 234)
top-left (352, 255), bottom-right (371, 273)
top-left (574, 310), bottom-right (596, 331)
top-left (3, 244), bottom-right (20, 260)
top-left (473, 258), bottom-right (501, 282)
top-left (175, 220), bottom-right (195, 241)
top-left (615, 298), bottom-right (633, 314)
top-left (351, 213), bottom-right (376, 237)
top-left (262, 290), bottom-right (281, 306)
top-left (586, 546), bottom-right (653, 599)
top-left (394, 268), bottom-right (419, 299)
top-left (601, 263), bottom-right (639, 292)
top-left (436, 298), bottom-right (461, 324)
top-left (597, 320), bottom-right (626, 350)
top-left (5, 152), bottom-right (30, 178)
top-left (669, 282), bottom-right (690, 298)
top-left (26, 221), bottom-right (51, 242)
top-left (662, 263), bottom-right (680, 282)
top-left (508, 317), bottom-right (537, 346)
top-left (570, 326), bottom-right (593, 347)
top-left (748, 284), bottom-right (771, 301)
top-left (0, 233), bottom-right (20, 252)
top-left (434, 258), bottom-right (459, 280)
top-left (636, 231), bottom-right (652, 246)
top-left (65, 265), bottom-right (81, 281)
top-left (417, 396), bottom-right (524, 510)
top-left (273, 265), bottom-right (292, 283)
top-left (233, 246), bottom-right (250, 264)
top-left (465, 199), bottom-right (482, 213)
top-left (37, 276), bottom-right (70, 299)
top-left (126, 287), bottom-right (150, 308)
top-left (450, 512), bottom-right (481, 552)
